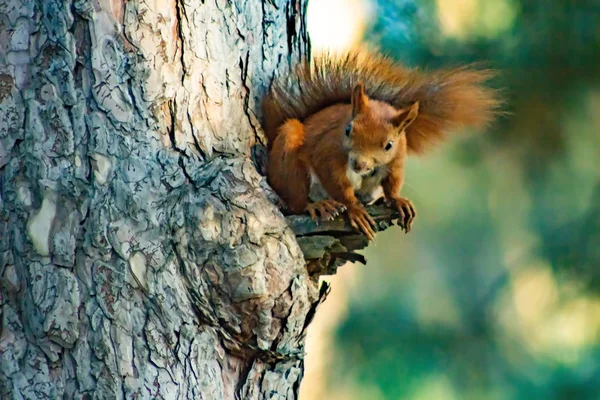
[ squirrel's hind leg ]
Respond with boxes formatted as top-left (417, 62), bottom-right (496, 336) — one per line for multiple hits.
top-left (305, 199), bottom-right (347, 221)
top-left (267, 119), bottom-right (311, 214)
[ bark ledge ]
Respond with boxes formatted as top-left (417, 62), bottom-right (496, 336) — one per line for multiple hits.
top-left (288, 204), bottom-right (403, 279)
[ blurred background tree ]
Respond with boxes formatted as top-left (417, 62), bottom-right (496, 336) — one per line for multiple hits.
top-left (301, 0), bottom-right (600, 399)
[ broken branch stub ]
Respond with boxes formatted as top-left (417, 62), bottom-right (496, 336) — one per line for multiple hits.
top-left (286, 204), bottom-right (402, 278)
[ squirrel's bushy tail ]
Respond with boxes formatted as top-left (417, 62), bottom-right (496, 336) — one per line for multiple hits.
top-left (262, 51), bottom-right (503, 154)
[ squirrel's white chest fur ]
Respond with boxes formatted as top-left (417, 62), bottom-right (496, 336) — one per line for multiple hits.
top-left (345, 168), bottom-right (363, 190)
top-left (309, 166), bottom-right (387, 205)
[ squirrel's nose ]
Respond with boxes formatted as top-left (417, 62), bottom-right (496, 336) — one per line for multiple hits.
top-left (352, 159), bottom-right (368, 172)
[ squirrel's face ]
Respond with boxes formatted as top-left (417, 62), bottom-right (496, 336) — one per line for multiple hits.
top-left (344, 117), bottom-right (405, 175)
top-left (345, 83), bottom-right (420, 176)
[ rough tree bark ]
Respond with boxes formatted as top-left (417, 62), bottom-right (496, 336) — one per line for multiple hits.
top-left (0, 0), bottom-right (401, 398)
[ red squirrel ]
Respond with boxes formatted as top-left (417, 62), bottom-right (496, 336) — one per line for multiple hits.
top-left (262, 51), bottom-right (501, 240)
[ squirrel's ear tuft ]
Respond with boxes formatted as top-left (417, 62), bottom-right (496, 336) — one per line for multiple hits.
top-left (391, 101), bottom-right (419, 131)
top-left (352, 82), bottom-right (369, 116)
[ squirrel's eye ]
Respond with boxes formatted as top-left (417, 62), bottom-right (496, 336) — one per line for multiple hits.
top-left (384, 141), bottom-right (394, 151)
top-left (345, 124), bottom-right (352, 137)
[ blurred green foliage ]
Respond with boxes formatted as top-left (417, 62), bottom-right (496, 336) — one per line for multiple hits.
top-left (329, 1), bottom-right (600, 398)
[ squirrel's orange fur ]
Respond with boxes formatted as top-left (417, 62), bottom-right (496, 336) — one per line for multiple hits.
top-left (263, 51), bottom-right (501, 239)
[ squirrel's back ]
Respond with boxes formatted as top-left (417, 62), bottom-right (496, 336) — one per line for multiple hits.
top-left (262, 51), bottom-right (502, 154)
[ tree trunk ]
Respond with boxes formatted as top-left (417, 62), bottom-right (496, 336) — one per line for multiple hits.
top-left (0, 0), bottom-right (316, 398)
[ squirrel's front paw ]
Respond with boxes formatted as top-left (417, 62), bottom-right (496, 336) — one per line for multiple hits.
top-left (387, 196), bottom-right (416, 233)
top-left (346, 204), bottom-right (377, 241)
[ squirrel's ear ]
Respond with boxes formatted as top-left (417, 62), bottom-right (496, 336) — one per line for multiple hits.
top-left (391, 101), bottom-right (419, 131)
top-left (352, 82), bottom-right (369, 116)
